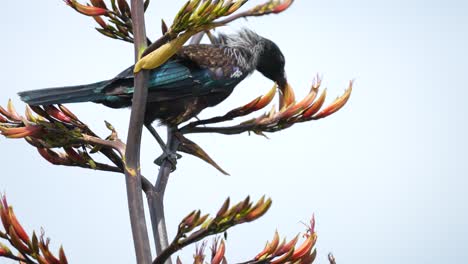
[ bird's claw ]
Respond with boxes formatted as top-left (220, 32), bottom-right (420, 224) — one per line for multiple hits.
top-left (154, 150), bottom-right (182, 171)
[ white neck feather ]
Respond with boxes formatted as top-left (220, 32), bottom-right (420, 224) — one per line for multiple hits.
top-left (218, 29), bottom-right (265, 72)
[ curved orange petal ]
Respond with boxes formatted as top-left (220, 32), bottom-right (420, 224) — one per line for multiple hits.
top-left (211, 240), bottom-right (226, 264)
top-left (8, 226), bottom-right (32, 255)
top-left (280, 86), bottom-right (318, 120)
top-left (0, 196), bottom-right (11, 234)
top-left (302, 89), bottom-right (327, 119)
top-left (254, 84), bottom-right (277, 111)
top-left (245, 197), bottom-right (272, 222)
top-left (0, 126), bottom-right (42, 139)
top-left (313, 81), bottom-right (353, 120)
top-left (7, 100), bottom-right (21, 121)
top-left (275, 234), bottom-right (299, 256)
top-left (291, 234), bottom-right (316, 260)
top-left (8, 208), bottom-right (30, 244)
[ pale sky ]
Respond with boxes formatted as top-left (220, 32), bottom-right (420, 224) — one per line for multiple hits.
top-left (1, 0), bottom-right (467, 263)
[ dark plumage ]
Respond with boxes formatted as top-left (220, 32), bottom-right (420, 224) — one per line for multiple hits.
top-left (19, 29), bottom-right (287, 127)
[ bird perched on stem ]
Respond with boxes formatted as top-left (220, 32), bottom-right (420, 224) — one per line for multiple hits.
top-left (19, 29), bottom-right (287, 164)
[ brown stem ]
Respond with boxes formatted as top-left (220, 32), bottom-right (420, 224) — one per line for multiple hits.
top-left (217, 5), bottom-right (285, 26)
top-left (189, 32), bottom-right (205, 44)
top-left (153, 225), bottom-right (219, 264)
top-left (217, 10), bottom-right (252, 25)
top-left (125, 0), bottom-right (152, 263)
top-left (148, 127), bottom-right (179, 264)
top-left (141, 32), bottom-right (175, 58)
top-left (99, 147), bottom-right (127, 170)
top-left (80, 131), bottom-right (155, 193)
top-left (68, 160), bottom-right (122, 173)
top-left (146, 191), bottom-right (168, 260)
top-left (180, 124), bottom-right (255, 135)
top-left (181, 112), bottom-right (239, 129)
top-left (152, 231), bottom-right (205, 264)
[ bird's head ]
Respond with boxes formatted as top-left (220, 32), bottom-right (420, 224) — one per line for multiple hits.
top-left (219, 29), bottom-right (288, 91)
top-left (255, 38), bottom-right (288, 91)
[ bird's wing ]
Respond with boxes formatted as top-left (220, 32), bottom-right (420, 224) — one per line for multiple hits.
top-left (176, 44), bottom-right (233, 68)
top-left (104, 45), bottom-right (246, 103)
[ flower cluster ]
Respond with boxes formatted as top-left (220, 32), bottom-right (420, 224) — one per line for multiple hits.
top-left (134, 0), bottom-right (250, 72)
top-left (0, 195), bottom-right (68, 264)
top-left (154, 196), bottom-right (272, 264)
top-left (157, 197), bottom-right (334, 264)
top-left (64, 0), bottom-right (151, 42)
top-left (188, 239), bottom-right (226, 264)
top-left (181, 77), bottom-right (353, 135)
top-left (251, 217), bottom-right (318, 263)
top-left (0, 76), bottom-right (352, 176)
top-left (1, 1), bottom-right (348, 263)
top-left (170, 0), bottom-right (249, 33)
top-left (174, 207), bottom-right (325, 264)
top-left (63, 0), bottom-right (295, 45)
top-left (0, 101), bottom-right (124, 173)
top-left (177, 77), bottom-right (352, 174)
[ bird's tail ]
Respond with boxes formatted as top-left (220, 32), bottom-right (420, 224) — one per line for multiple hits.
top-left (18, 80), bottom-right (111, 106)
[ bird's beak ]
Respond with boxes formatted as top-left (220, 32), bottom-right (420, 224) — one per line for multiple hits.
top-left (276, 72), bottom-right (292, 109)
top-left (276, 72), bottom-right (288, 94)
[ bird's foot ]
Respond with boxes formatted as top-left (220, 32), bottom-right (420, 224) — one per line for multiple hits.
top-left (154, 150), bottom-right (182, 171)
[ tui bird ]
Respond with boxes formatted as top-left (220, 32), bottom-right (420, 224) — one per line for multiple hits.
top-left (19, 29), bottom-right (287, 164)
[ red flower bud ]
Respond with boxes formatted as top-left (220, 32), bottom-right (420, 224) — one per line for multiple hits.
top-left (44, 105), bottom-right (72, 123)
top-left (272, 0), bottom-right (294, 14)
top-left (216, 198), bottom-right (230, 218)
top-left (291, 233), bottom-right (316, 260)
top-left (90, 0), bottom-right (107, 9)
top-left (0, 100), bottom-right (21, 121)
top-left (0, 196), bottom-right (10, 234)
top-left (9, 207), bottom-right (30, 244)
top-left (211, 240), bottom-right (226, 264)
top-left (244, 197), bottom-right (272, 222)
top-left (37, 148), bottom-right (72, 166)
top-left (8, 226), bottom-right (32, 255)
top-left (93, 15), bottom-right (107, 28)
top-left (58, 105), bottom-right (79, 122)
top-left (7, 99), bottom-right (21, 121)
top-left (255, 230), bottom-right (280, 259)
top-left (117, 0), bottom-right (131, 16)
top-left (275, 235), bottom-right (299, 256)
top-left (64, 147), bottom-right (85, 164)
top-left (65, 0), bottom-right (109, 16)
top-left (0, 243), bottom-right (11, 257)
top-left (59, 246), bottom-right (68, 264)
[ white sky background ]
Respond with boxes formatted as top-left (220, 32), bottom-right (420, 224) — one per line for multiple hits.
top-left (1, 0), bottom-right (467, 263)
